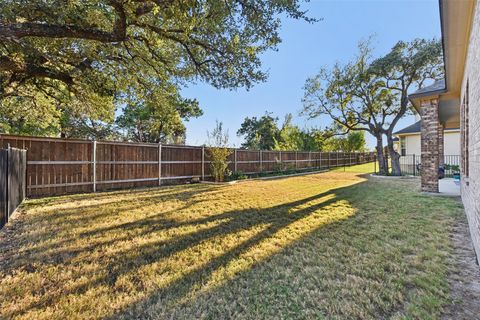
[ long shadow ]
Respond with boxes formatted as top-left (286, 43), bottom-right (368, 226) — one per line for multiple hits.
top-left (106, 182), bottom-right (367, 319)
top-left (3, 177), bottom-right (369, 319)
top-left (25, 183), bottom-right (216, 225)
top-left (0, 185), bottom-right (218, 269)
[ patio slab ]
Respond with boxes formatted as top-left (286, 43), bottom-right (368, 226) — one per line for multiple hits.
top-left (439, 178), bottom-right (461, 197)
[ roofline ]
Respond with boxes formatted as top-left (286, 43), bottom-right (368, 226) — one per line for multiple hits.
top-left (408, 87), bottom-right (446, 100)
top-left (395, 132), bottom-right (420, 137)
top-left (395, 127), bottom-right (460, 137)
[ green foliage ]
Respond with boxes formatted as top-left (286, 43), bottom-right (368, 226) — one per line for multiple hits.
top-left (0, 0), bottom-right (310, 138)
top-left (229, 171), bottom-right (248, 181)
top-left (0, 95), bottom-right (61, 136)
top-left (369, 39), bottom-right (443, 90)
top-left (60, 110), bottom-right (118, 140)
top-left (116, 87), bottom-right (202, 143)
top-left (444, 164), bottom-right (460, 173)
top-left (322, 131), bottom-right (366, 152)
top-left (302, 39), bottom-right (394, 134)
top-left (302, 38), bottom-right (443, 175)
top-left (275, 114), bottom-right (336, 152)
top-left (238, 112), bottom-right (366, 152)
top-left (237, 112), bottom-right (281, 150)
top-left (275, 114), bottom-right (307, 151)
top-left (207, 121), bottom-right (232, 182)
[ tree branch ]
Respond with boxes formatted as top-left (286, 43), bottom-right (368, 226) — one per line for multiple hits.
top-left (0, 1), bottom-right (127, 42)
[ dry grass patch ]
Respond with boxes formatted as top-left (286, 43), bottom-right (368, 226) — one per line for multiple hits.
top-left (0, 166), bottom-right (464, 319)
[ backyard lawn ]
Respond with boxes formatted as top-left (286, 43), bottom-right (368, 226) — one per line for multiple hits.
top-left (0, 164), bottom-right (465, 319)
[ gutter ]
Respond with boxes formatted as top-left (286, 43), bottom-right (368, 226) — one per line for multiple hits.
top-left (438, 0), bottom-right (448, 93)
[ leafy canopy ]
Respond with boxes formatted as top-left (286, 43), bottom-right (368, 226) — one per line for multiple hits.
top-left (0, 0), bottom-right (311, 137)
top-left (237, 112), bottom-right (281, 150)
top-left (237, 112), bottom-right (365, 152)
top-left (116, 86), bottom-right (202, 143)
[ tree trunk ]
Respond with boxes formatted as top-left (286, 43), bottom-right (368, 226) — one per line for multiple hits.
top-left (386, 133), bottom-right (401, 176)
top-left (375, 134), bottom-right (387, 175)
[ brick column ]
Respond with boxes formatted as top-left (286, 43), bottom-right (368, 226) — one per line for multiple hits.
top-left (438, 123), bottom-right (444, 167)
top-left (421, 98), bottom-right (439, 192)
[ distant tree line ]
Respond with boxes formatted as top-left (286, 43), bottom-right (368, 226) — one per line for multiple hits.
top-left (237, 112), bottom-right (366, 152)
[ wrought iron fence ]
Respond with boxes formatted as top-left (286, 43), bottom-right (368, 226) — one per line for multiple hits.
top-left (399, 154), bottom-right (460, 177)
top-left (443, 155), bottom-right (461, 178)
top-left (399, 154), bottom-right (421, 176)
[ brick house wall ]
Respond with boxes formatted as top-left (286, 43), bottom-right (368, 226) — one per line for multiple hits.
top-left (461, 0), bottom-right (480, 262)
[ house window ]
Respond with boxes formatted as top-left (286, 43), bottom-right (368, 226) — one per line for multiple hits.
top-left (462, 80), bottom-right (470, 177)
top-left (400, 137), bottom-right (406, 156)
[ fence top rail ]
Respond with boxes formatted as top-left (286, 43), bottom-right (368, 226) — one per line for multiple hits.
top-left (1, 146), bottom-right (27, 151)
top-left (0, 134), bottom-right (375, 154)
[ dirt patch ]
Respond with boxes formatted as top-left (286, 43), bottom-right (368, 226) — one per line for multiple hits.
top-left (442, 213), bottom-right (480, 319)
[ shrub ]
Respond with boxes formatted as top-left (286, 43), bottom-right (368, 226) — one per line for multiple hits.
top-left (206, 121), bottom-right (232, 182)
top-left (208, 147), bottom-right (232, 182)
top-left (229, 171), bottom-right (248, 181)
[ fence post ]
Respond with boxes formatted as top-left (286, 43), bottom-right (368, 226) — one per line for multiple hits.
top-left (279, 151), bottom-right (282, 170)
top-left (309, 151), bottom-right (312, 169)
top-left (259, 150), bottom-right (263, 172)
top-left (295, 151), bottom-right (298, 169)
top-left (201, 146), bottom-right (205, 180)
top-left (92, 140), bottom-right (97, 192)
top-left (412, 154), bottom-right (416, 176)
top-left (158, 143), bottom-right (162, 185)
top-left (234, 148), bottom-right (237, 173)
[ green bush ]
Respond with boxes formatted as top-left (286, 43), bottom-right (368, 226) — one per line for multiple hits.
top-left (229, 171), bottom-right (248, 181)
top-left (208, 147), bottom-right (232, 182)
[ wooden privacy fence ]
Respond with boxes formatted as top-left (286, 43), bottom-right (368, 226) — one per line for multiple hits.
top-left (0, 147), bottom-right (27, 228)
top-left (0, 134), bottom-right (375, 197)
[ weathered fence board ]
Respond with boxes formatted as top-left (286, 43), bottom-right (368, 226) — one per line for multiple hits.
top-left (0, 134), bottom-right (375, 197)
top-left (0, 147), bottom-right (27, 228)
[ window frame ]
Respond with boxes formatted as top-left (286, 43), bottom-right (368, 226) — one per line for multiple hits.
top-left (400, 136), bottom-right (406, 156)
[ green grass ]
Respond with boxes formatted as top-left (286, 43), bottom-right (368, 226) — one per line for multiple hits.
top-left (0, 167), bottom-right (464, 319)
top-left (331, 161), bottom-right (376, 173)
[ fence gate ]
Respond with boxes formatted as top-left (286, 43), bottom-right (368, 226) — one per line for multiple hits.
top-left (0, 147), bottom-right (27, 229)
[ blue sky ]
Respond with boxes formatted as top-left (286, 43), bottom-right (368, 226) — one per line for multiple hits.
top-left (181, 0), bottom-right (441, 148)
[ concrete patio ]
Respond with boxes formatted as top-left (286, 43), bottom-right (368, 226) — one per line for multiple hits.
top-left (439, 178), bottom-right (461, 197)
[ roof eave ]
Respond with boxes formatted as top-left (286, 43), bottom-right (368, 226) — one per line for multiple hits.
top-left (408, 89), bottom-right (445, 112)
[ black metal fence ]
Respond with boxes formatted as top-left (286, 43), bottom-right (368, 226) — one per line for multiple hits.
top-left (399, 154), bottom-right (460, 177)
top-left (443, 155), bottom-right (461, 178)
top-left (0, 147), bottom-right (27, 229)
top-left (399, 154), bottom-right (421, 176)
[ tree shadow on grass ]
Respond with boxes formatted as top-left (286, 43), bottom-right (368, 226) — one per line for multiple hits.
top-left (0, 184), bottom-right (218, 268)
top-left (1, 175), bottom-right (371, 319)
